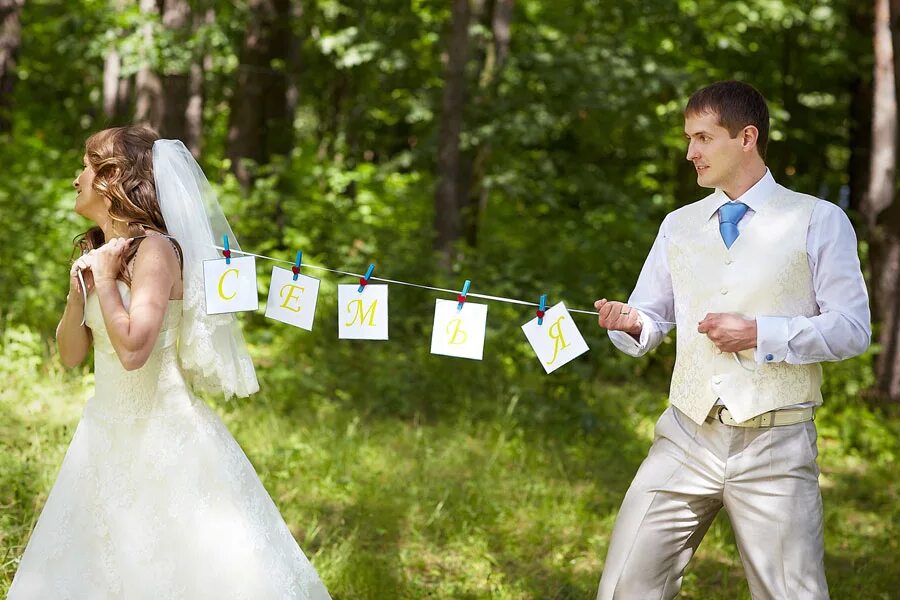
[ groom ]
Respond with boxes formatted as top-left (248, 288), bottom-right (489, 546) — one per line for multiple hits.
top-left (593, 80), bottom-right (871, 599)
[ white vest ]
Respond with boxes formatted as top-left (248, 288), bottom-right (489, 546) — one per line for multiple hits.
top-left (666, 185), bottom-right (823, 425)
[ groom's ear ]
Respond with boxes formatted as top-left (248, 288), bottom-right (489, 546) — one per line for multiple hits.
top-left (740, 125), bottom-right (759, 153)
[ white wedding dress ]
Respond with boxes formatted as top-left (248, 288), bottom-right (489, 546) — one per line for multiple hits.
top-left (9, 281), bottom-right (331, 599)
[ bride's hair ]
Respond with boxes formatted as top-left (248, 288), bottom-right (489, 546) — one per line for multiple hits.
top-left (73, 126), bottom-right (181, 285)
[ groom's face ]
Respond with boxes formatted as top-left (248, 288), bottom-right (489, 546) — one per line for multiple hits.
top-left (684, 111), bottom-right (745, 191)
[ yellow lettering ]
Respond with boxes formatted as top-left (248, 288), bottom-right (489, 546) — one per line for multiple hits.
top-left (446, 318), bottom-right (468, 345)
top-left (217, 268), bottom-right (239, 300)
top-left (345, 299), bottom-right (378, 327)
top-left (546, 316), bottom-right (571, 365)
top-left (279, 284), bottom-right (305, 312)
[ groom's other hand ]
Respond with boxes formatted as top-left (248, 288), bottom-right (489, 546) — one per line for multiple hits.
top-left (595, 298), bottom-right (643, 336)
top-left (697, 312), bottom-right (757, 353)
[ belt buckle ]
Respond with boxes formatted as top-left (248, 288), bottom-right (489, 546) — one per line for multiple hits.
top-left (714, 405), bottom-right (727, 424)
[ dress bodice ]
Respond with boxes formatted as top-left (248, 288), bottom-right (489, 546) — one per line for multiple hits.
top-left (84, 281), bottom-right (194, 420)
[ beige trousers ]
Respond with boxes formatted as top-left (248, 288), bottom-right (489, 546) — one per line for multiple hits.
top-left (596, 406), bottom-right (829, 600)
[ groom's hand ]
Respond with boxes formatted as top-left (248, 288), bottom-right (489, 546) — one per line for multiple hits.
top-left (595, 299), bottom-right (642, 336)
top-left (697, 312), bottom-right (757, 352)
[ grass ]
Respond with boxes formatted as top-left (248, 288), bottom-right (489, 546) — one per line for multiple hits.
top-left (1, 337), bottom-right (897, 598)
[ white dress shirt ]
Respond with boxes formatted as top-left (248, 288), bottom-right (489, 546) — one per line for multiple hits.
top-left (609, 169), bottom-right (871, 385)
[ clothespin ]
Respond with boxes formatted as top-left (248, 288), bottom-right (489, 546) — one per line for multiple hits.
top-left (457, 279), bottom-right (471, 312)
top-left (292, 250), bottom-right (302, 281)
top-left (358, 263), bottom-right (375, 293)
top-left (536, 293), bottom-right (547, 325)
top-left (223, 235), bottom-right (232, 264)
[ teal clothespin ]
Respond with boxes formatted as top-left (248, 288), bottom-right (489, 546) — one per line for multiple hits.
top-left (456, 279), bottom-right (471, 312)
top-left (358, 263), bottom-right (375, 293)
top-left (223, 235), bottom-right (231, 264)
top-left (537, 294), bottom-right (547, 325)
top-left (292, 250), bottom-right (302, 281)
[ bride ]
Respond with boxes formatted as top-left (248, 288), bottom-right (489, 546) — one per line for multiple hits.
top-left (9, 126), bottom-right (332, 599)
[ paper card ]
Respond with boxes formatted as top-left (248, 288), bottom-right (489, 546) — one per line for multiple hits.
top-left (264, 266), bottom-right (320, 331)
top-left (430, 299), bottom-right (488, 360)
top-left (337, 284), bottom-right (389, 340)
top-left (521, 302), bottom-right (589, 373)
top-left (203, 256), bottom-right (259, 314)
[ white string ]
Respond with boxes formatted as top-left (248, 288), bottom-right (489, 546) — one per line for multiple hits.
top-left (76, 236), bottom-right (683, 326)
top-left (206, 243), bottom-right (624, 318)
top-left (74, 237), bottom-right (760, 369)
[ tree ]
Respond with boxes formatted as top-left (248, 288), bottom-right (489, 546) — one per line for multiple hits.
top-left (863, 0), bottom-right (900, 402)
top-left (134, 0), bottom-right (163, 130)
top-left (184, 5), bottom-right (214, 157)
top-left (459, 0), bottom-right (514, 248)
top-left (0, 0), bottom-right (24, 133)
top-left (160, 0), bottom-right (191, 140)
top-left (434, 0), bottom-right (470, 269)
top-left (102, 0), bottom-right (131, 124)
top-left (225, 0), bottom-right (295, 187)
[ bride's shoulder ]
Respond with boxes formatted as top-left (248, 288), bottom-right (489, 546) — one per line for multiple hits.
top-left (130, 234), bottom-right (182, 281)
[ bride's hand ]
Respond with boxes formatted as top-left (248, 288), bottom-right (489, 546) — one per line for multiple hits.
top-left (92, 237), bottom-right (133, 284)
top-left (69, 250), bottom-right (97, 300)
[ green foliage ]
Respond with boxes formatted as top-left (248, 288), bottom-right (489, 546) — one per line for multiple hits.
top-left (0, 0), bottom-right (895, 595)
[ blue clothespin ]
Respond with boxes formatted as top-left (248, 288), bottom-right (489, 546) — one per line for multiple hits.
top-left (456, 279), bottom-right (471, 312)
top-left (223, 235), bottom-right (231, 264)
top-left (537, 294), bottom-right (547, 325)
top-left (292, 250), bottom-right (302, 281)
top-left (358, 263), bottom-right (375, 293)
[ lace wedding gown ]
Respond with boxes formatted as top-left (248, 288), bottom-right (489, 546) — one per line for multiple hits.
top-left (9, 281), bottom-right (331, 599)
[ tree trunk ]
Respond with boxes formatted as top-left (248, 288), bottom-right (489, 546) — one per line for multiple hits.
top-left (863, 0), bottom-right (900, 402)
top-left (434, 0), bottom-right (470, 268)
top-left (135, 0), bottom-right (163, 130)
top-left (492, 0), bottom-right (513, 73)
top-left (160, 0), bottom-right (190, 140)
top-left (102, 48), bottom-right (122, 120)
top-left (0, 0), bottom-right (24, 133)
top-left (847, 0), bottom-right (875, 215)
top-left (101, 0), bottom-right (132, 123)
top-left (460, 0), bottom-right (514, 249)
top-left (226, 0), bottom-right (293, 187)
top-left (848, 75), bottom-right (873, 214)
top-left (184, 6), bottom-right (213, 157)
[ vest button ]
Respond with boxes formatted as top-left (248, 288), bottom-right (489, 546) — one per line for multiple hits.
top-left (725, 258), bottom-right (733, 265)
top-left (712, 376), bottom-right (722, 385)
top-left (720, 287), bottom-right (728, 295)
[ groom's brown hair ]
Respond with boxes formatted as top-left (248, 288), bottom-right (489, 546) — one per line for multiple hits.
top-left (685, 80), bottom-right (770, 160)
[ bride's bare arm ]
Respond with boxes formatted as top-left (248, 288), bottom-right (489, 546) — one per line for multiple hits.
top-left (94, 235), bottom-right (180, 371)
top-left (56, 253), bottom-right (95, 368)
top-left (56, 292), bottom-right (93, 368)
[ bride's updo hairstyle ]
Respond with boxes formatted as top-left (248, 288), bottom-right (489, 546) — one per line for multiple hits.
top-left (74, 126), bottom-right (180, 285)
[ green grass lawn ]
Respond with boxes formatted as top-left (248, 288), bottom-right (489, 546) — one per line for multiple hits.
top-left (1, 351), bottom-right (897, 599)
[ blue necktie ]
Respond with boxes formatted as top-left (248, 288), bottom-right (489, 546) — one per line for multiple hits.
top-left (719, 202), bottom-right (749, 249)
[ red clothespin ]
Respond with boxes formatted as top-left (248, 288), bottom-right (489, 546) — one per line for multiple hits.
top-left (292, 250), bottom-right (302, 281)
top-left (457, 279), bottom-right (471, 312)
top-left (223, 235), bottom-right (232, 265)
top-left (358, 264), bottom-right (375, 292)
top-left (537, 293), bottom-right (547, 325)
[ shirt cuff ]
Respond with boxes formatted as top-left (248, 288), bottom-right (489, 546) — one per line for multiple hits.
top-left (755, 315), bottom-right (791, 365)
top-left (607, 310), bottom-right (653, 357)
